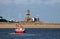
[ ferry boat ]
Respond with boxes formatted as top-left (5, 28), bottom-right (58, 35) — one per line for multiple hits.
top-left (15, 24), bottom-right (25, 33)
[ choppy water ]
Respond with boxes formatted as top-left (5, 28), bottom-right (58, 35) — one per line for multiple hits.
top-left (0, 28), bottom-right (60, 39)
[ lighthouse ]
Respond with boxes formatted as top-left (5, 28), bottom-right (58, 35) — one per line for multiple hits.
top-left (24, 9), bottom-right (39, 22)
top-left (25, 9), bottom-right (31, 22)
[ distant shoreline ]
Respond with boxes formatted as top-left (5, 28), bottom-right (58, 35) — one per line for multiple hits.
top-left (0, 22), bottom-right (60, 28)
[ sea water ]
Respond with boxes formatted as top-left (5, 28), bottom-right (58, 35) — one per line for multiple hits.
top-left (0, 28), bottom-right (60, 39)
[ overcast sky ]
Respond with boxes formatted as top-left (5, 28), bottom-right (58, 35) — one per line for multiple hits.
top-left (0, 0), bottom-right (60, 23)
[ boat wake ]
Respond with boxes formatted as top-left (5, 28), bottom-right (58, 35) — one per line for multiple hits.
top-left (8, 32), bottom-right (36, 36)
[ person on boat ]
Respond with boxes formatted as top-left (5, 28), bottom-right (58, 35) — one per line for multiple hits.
top-left (16, 24), bottom-right (23, 28)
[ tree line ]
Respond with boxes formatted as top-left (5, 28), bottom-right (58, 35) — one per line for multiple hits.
top-left (0, 16), bottom-right (7, 22)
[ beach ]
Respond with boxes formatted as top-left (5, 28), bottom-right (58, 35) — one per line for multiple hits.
top-left (0, 22), bottom-right (60, 28)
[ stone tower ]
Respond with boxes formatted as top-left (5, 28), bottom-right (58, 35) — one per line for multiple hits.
top-left (25, 9), bottom-right (31, 22)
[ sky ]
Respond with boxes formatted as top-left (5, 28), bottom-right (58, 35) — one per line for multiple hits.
top-left (0, 0), bottom-right (60, 23)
